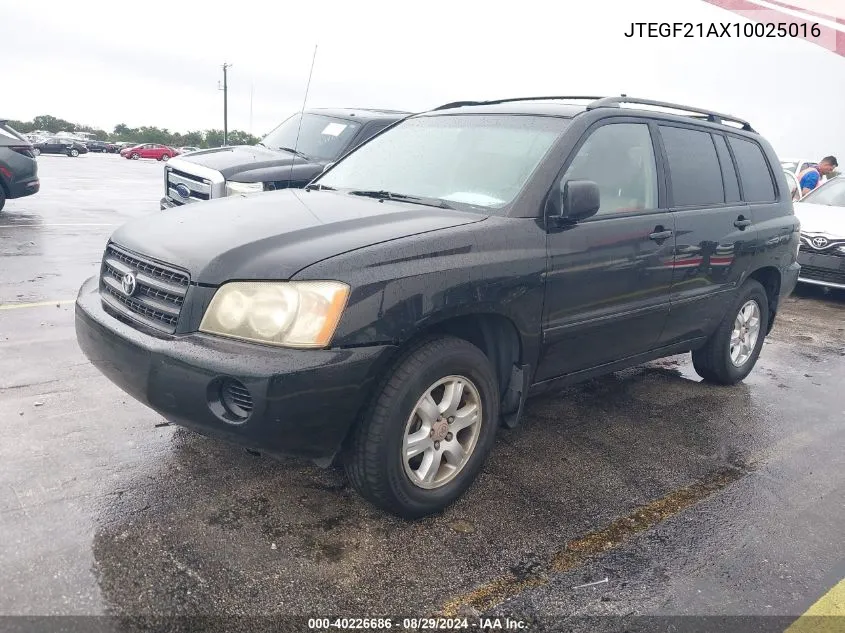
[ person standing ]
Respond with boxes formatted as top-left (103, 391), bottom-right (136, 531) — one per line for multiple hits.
top-left (799, 156), bottom-right (838, 196)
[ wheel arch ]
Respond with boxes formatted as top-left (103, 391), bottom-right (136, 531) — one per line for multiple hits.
top-left (747, 266), bottom-right (781, 334)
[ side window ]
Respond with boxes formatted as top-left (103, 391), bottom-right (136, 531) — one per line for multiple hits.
top-left (562, 123), bottom-right (658, 215)
top-left (712, 134), bottom-right (740, 203)
top-left (659, 125), bottom-right (724, 206)
top-left (729, 136), bottom-right (776, 202)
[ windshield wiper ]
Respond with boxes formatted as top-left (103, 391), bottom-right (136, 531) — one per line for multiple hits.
top-left (276, 146), bottom-right (310, 159)
top-left (347, 190), bottom-right (453, 209)
top-left (304, 183), bottom-right (335, 191)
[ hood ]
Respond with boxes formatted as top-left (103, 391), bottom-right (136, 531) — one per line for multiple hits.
top-left (793, 202), bottom-right (845, 238)
top-left (109, 189), bottom-right (487, 285)
top-left (174, 144), bottom-right (323, 182)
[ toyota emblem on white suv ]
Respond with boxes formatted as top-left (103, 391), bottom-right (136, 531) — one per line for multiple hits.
top-left (811, 236), bottom-right (829, 249)
top-left (121, 272), bottom-right (137, 297)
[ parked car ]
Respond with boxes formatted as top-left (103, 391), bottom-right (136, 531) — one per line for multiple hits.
top-left (32, 137), bottom-right (88, 157)
top-left (0, 120), bottom-right (39, 212)
top-left (120, 143), bottom-right (177, 161)
top-left (784, 169), bottom-right (802, 201)
top-left (176, 146), bottom-right (200, 155)
top-left (75, 95), bottom-right (800, 518)
top-left (160, 108), bottom-right (409, 209)
top-left (85, 140), bottom-right (118, 153)
top-left (793, 176), bottom-right (845, 290)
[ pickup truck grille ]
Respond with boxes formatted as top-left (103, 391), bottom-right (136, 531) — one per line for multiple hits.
top-left (99, 244), bottom-right (190, 334)
top-left (165, 166), bottom-right (213, 205)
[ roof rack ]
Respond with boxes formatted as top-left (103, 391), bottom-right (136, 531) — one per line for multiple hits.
top-left (585, 96), bottom-right (754, 132)
top-left (432, 95), bottom-right (755, 132)
top-left (433, 96), bottom-right (606, 111)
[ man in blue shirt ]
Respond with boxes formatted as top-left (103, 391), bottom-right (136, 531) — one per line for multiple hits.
top-left (799, 156), bottom-right (838, 196)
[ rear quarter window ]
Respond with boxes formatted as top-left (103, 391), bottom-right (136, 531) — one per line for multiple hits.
top-left (728, 136), bottom-right (776, 202)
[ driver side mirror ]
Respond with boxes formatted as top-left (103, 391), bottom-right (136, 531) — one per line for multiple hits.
top-left (552, 179), bottom-right (600, 223)
top-left (322, 162), bottom-right (334, 173)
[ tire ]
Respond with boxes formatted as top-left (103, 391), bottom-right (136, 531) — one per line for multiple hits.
top-left (131, 153), bottom-right (140, 160)
top-left (33, 148), bottom-right (41, 156)
top-left (160, 154), bottom-right (170, 161)
top-left (0, 187), bottom-right (6, 212)
top-left (692, 279), bottom-right (769, 385)
top-left (69, 148), bottom-right (79, 157)
top-left (344, 336), bottom-right (500, 519)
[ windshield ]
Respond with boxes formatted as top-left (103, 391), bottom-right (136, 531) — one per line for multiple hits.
top-left (781, 161), bottom-right (798, 173)
top-left (802, 177), bottom-right (845, 207)
top-left (261, 113), bottom-right (362, 161)
top-left (316, 114), bottom-right (569, 212)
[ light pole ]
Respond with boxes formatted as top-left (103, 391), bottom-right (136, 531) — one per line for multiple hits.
top-left (218, 63), bottom-right (232, 145)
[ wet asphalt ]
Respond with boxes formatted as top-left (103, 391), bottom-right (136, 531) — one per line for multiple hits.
top-left (0, 154), bottom-right (843, 631)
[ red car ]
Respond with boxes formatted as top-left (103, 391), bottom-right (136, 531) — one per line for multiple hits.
top-left (120, 143), bottom-right (178, 161)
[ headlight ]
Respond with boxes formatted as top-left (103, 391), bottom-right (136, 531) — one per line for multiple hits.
top-left (225, 181), bottom-right (264, 196)
top-left (199, 281), bottom-right (350, 348)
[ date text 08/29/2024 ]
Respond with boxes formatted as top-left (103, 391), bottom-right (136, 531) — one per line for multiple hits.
top-left (624, 21), bottom-right (822, 38)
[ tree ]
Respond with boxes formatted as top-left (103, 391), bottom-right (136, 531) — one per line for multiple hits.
top-left (12, 114), bottom-right (262, 148)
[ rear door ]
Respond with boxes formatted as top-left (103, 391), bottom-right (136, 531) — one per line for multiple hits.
top-left (536, 119), bottom-right (675, 381)
top-left (657, 124), bottom-right (759, 345)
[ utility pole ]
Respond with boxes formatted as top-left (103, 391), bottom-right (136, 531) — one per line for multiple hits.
top-left (218, 63), bottom-right (232, 146)
top-left (249, 83), bottom-right (254, 137)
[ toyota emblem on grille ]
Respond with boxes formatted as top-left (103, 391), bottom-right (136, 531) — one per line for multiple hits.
top-left (121, 272), bottom-right (137, 297)
top-left (811, 236), bottom-right (829, 249)
top-left (174, 183), bottom-right (191, 199)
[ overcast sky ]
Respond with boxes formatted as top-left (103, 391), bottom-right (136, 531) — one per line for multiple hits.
top-left (2, 0), bottom-right (843, 158)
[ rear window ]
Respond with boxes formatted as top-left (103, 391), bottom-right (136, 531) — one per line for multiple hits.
top-left (659, 125), bottom-right (724, 206)
top-left (728, 136), bottom-right (776, 202)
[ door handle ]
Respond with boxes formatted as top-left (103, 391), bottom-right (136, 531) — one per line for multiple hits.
top-left (649, 228), bottom-right (673, 241)
top-left (734, 216), bottom-right (752, 230)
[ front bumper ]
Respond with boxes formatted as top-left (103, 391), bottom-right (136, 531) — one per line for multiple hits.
top-left (74, 276), bottom-right (396, 460)
top-left (160, 196), bottom-right (178, 210)
top-left (796, 250), bottom-right (845, 290)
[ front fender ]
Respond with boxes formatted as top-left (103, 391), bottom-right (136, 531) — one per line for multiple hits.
top-left (293, 215), bottom-right (549, 371)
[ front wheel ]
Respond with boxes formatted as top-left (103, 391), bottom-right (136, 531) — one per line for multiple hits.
top-left (0, 187), bottom-right (6, 212)
top-left (344, 336), bottom-right (500, 519)
top-left (33, 148), bottom-right (41, 156)
top-left (692, 279), bottom-right (769, 385)
top-left (160, 154), bottom-right (170, 161)
top-left (130, 153), bottom-right (140, 160)
top-left (69, 148), bottom-right (80, 157)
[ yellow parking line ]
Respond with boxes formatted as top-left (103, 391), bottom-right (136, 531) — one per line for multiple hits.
top-left (0, 299), bottom-right (75, 311)
top-left (785, 579), bottom-right (845, 632)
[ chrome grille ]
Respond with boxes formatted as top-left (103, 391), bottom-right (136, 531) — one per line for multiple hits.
top-left (99, 244), bottom-right (190, 334)
top-left (166, 167), bottom-right (212, 205)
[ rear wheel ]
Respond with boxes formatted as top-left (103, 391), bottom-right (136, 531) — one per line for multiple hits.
top-left (33, 148), bottom-right (41, 156)
top-left (692, 279), bottom-right (769, 385)
top-left (69, 148), bottom-right (79, 157)
top-left (344, 336), bottom-right (500, 519)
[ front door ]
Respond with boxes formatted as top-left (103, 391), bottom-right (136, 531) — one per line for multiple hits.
top-left (535, 120), bottom-right (675, 381)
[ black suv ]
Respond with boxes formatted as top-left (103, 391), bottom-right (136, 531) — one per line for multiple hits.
top-left (0, 120), bottom-right (39, 212)
top-left (159, 107), bottom-right (409, 209)
top-left (76, 96), bottom-right (800, 518)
